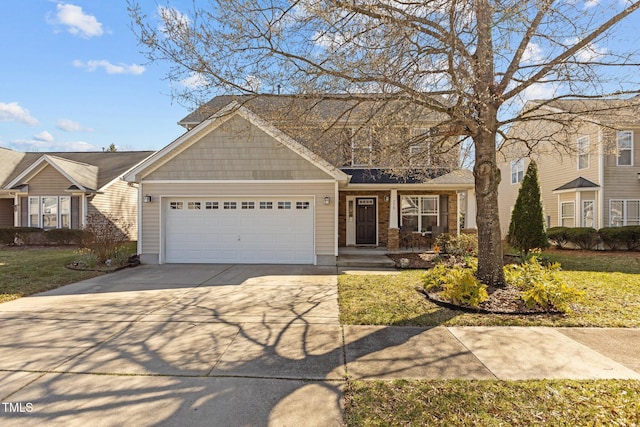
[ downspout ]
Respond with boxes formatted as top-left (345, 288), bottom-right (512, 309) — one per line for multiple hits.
top-left (456, 191), bottom-right (461, 236)
top-left (334, 181), bottom-right (339, 258)
top-left (598, 127), bottom-right (605, 228)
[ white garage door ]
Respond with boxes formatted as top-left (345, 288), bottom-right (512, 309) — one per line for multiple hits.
top-left (164, 197), bottom-right (314, 264)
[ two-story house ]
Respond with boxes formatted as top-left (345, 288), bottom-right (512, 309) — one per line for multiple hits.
top-left (124, 95), bottom-right (476, 265)
top-left (498, 96), bottom-right (640, 237)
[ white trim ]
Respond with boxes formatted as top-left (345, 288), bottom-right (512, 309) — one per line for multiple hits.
top-left (581, 199), bottom-right (595, 228)
top-left (400, 194), bottom-right (440, 231)
top-left (82, 195), bottom-right (88, 228)
top-left (342, 183), bottom-right (473, 191)
top-left (616, 130), bottom-right (634, 167)
top-left (138, 183), bottom-right (143, 256)
top-left (560, 200), bottom-right (575, 227)
top-left (598, 128), bottom-right (605, 229)
top-left (510, 158), bottom-right (525, 184)
top-left (577, 135), bottom-right (590, 170)
top-left (334, 181), bottom-right (339, 256)
top-left (13, 194), bottom-right (19, 227)
top-left (389, 189), bottom-right (398, 229)
top-left (552, 186), bottom-right (600, 194)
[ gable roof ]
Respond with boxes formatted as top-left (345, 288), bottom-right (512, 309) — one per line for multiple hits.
top-left (178, 94), bottom-right (450, 129)
top-left (526, 96), bottom-right (640, 127)
top-left (553, 177), bottom-right (600, 192)
top-left (1, 150), bottom-right (153, 191)
top-left (125, 101), bottom-right (350, 183)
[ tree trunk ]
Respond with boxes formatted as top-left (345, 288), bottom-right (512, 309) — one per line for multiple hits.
top-left (473, 127), bottom-right (506, 286)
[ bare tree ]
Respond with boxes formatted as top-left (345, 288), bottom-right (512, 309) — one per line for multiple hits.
top-left (129, 0), bottom-right (640, 285)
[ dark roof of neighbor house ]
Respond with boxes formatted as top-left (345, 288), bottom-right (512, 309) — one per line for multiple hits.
top-left (1, 149), bottom-right (154, 190)
top-left (178, 94), bottom-right (450, 128)
top-left (342, 167), bottom-right (474, 185)
top-left (553, 176), bottom-right (600, 191)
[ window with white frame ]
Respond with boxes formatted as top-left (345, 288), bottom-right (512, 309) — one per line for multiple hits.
top-left (616, 131), bottom-right (633, 166)
top-left (561, 201), bottom-right (575, 227)
top-left (511, 158), bottom-right (524, 184)
top-left (400, 195), bottom-right (439, 232)
top-left (350, 128), bottom-right (373, 166)
top-left (610, 199), bottom-right (640, 226)
top-left (28, 196), bottom-right (71, 229)
top-left (582, 200), bottom-right (595, 228)
top-left (577, 136), bottom-right (590, 170)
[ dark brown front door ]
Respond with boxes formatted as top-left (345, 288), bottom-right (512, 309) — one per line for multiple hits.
top-left (356, 198), bottom-right (377, 245)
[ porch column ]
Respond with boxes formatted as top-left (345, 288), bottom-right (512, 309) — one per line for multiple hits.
top-left (389, 189), bottom-right (398, 228)
top-left (387, 189), bottom-right (400, 251)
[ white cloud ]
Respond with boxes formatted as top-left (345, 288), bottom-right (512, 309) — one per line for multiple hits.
top-left (584, 0), bottom-right (600, 8)
top-left (157, 6), bottom-right (190, 37)
top-left (33, 131), bottom-right (54, 142)
top-left (73, 60), bottom-right (145, 75)
top-left (9, 138), bottom-right (100, 152)
top-left (180, 72), bottom-right (209, 88)
top-left (0, 102), bottom-right (39, 126)
top-left (521, 42), bottom-right (544, 64)
top-left (56, 118), bottom-right (93, 132)
top-left (49, 3), bottom-right (103, 38)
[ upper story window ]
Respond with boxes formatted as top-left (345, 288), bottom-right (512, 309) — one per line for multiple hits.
top-left (616, 131), bottom-right (633, 166)
top-left (511, 158), bottom-right (524, 184)
top-left (409, 145), bottom-right (429, 167)
top-left (577, 136), bottom-right (590, 170)
top-left (350, 129), bottom-right (373, 166)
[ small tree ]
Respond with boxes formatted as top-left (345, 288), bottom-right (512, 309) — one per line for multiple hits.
top-left (507, 160), bottom-right (549, 254)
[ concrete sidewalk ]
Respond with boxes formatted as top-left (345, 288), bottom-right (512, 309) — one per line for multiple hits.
top-left (0, 265), bottom-right (639, 426)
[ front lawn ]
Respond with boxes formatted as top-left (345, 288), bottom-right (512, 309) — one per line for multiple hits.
top-left (0, 246), bottom-right (104, 303)
top-left (344, 379), bottom-right (640, 426)
top-left (338, 250), bottom-right (640, 327)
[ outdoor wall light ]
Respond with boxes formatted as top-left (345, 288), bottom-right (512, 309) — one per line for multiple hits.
top-left (323, 196), bottom-right (330, 205)
top-left (384, 195), bottom-right (390, 202)
top-left (143, 195), bottom-right (152, 203)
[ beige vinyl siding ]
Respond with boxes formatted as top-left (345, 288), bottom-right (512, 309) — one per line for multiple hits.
top-left (602, 128), bottom-right (640, 226)
top-left (88, 179), bottom-right (139, 239)
top-left (26, 165), bottom-right (73, 195)
top-left (139, 182), bottom-right (336, 262)
top-left (143, 115), bottom-right (332, 181)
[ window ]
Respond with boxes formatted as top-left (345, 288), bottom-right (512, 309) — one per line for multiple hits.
top-left (278, 201), bottom-right (292, 209)
top-left (582, 200), bottom-right (594, 228)
top-left (205, 201), bottom-right (218, 210)
top-left (170, 201), bottom-right (183, 210)
top-left (561, 201), bottom-right (575, 227)
top-left (400, 196), bottom-right (439, 232)
top-left (28, 196), bottom-right (71, 229)
top-left (511, 159), bottom-right (524, 184)
top-left (350, 129), bottom-right (373, 166)
top-left (224, 201), bottom-right (237, 209)
top-left (260, 201), bottom-right (273, 209)
top-left (409, 145), bottom-right (430, 167)
top-left (577, 136), bottom-right (590, 170)
top-left (296, 201), bottom-right (310, 210)
top-left (241, 201), bottom-right (255, 209)
top-left (617, 131), bottom-right (633, 166)
top-left (187, 201), bottom-right (201, 210)
top-left (610, 200), bottom-right (640, 226)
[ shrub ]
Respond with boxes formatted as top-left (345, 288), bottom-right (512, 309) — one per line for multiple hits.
top-left (622, 225), bottom-right (640, 251)
top-left (565, 227), bottom-right (599, 250)
top-left (79, 213), bottom-right (132, 263)
top-left (434, 233), bottom-right (478, 257)
top-left (598, 227), bottom-right (628, 251)
top-left (504, 257), bottom-right (583, 312)
top-left (0, 228), bottom-right (16, 244)
top-left (507, 161), bottom-right (549, 254)
top-left (546, 227), bottom-right (569, 249)
top-left (45, 229), bottom-right (86, 245)
top-left (423, 264), bottom-right (488, 307)
top-left (74, 248), bottom-right (99, 269)
top-left (13, 227), bottom-right (45, 245)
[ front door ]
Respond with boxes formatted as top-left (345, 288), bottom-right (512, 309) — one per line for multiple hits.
top-left (356, 198), bottom-right (377, 245)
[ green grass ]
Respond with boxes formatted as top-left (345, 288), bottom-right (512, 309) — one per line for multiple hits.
top-left (338, 251), bottom-right (640, 327)
top-left (344, 379), bottom-right (640, 426)
top-left (0, 246), bottom-right (105, 303)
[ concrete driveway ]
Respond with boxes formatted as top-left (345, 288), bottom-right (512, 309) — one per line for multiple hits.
top-left (0, 264), bottom-right (345, 426)
top-left (2, 264), bottom-right (639, 426)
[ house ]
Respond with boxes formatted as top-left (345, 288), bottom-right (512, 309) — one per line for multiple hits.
top-left (0, 148), bottom-right (153, 239)
top-left (498, 96), bottom-right (640, 237)
top-left (124, 95), bottom-right (476, 265)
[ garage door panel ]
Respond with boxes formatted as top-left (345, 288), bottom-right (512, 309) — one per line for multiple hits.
top-left (164, 197), bottom-right (314, 264)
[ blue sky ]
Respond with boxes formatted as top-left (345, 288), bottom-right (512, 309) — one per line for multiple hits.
top-left (0, 1), bottom-right (190, 152)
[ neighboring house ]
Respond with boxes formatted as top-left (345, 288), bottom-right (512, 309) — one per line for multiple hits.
top-left (124, 95), bottom-right (476, 265)
top-left (0, 148), bottom-right (153, 239)
top-left (498, 96), bottom-right (640, 237)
